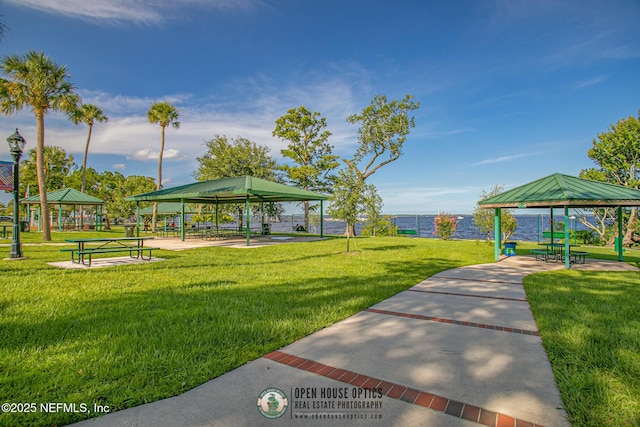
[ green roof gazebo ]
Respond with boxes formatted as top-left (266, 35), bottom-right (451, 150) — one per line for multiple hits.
top-left (126, 176), bottom-right (329, 245)
top-left (479, 173), bottom-right (640, 268)
top-left (21, 188), bottom-right (105, 232)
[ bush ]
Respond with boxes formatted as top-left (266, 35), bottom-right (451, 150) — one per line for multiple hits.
top-left (433, 213), bottom-right (458, 240)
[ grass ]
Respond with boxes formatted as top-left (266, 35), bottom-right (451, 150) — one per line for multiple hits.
top-left (1, 230), bottom-right (639, 426)
top-left (0, 231), bottom-right (493, 426)
top-left (524, 270), bottom-right (640, 426)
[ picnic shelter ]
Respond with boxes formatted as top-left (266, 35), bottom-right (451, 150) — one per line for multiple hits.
top-left (479, 173), bottom-right (640, 268)
top-left (21, 188), bottom-right (105, 231)
top-left (125, 176), bottom-right (329, 245)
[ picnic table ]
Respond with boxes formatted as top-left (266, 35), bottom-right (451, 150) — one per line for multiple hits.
top-left (0, 225), bottom-right (10, 238)
top-left (63, 237), bottom-right (158, 266)
top-left (533, 242), bottom-right (587, 264)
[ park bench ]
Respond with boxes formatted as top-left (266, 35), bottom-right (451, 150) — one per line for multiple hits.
top-left (397, 229), bottom-right (417, 236)
top-left (530, 248), bottom-right (554, 261)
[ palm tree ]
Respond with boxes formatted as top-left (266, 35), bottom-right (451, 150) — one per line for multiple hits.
top-left (147, 101), bottom-right (179, 231)
top-left (69, 103), bottom-right (108, 227)
top-left (69, 104), bottom-right (108, 193)
top-left (0, 51), bottom-right (80, 241)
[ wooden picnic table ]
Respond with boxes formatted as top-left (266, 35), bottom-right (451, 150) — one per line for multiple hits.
top-left (63, 236), bottom-right (157, 266)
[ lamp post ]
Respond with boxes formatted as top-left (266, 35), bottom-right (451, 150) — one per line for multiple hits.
top-left (7, 128), bottom-right (26, 259)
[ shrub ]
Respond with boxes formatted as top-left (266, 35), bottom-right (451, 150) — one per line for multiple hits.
top-left (433, 213), bottom-right (458, 240)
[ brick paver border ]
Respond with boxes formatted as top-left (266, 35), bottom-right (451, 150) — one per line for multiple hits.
top-left (264, 350), bottom-right (545, 427)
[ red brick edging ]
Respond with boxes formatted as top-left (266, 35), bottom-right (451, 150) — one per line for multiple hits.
top-left (264, 350), bottom-right (545, 427)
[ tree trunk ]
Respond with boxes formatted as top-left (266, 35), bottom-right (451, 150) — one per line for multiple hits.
top-left (152, 126), bottom-right (166, 232)
top-left (343, 222), bottom-right (356, 237)
top-left (623, 207), bottom-right (638, 246)
top-left (36, 111), bottom-right (51, 241)
top-left (79, 124), bottom-right (93, 228)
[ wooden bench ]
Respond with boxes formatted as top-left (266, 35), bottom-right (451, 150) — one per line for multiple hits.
top-left (397, 229), bottom-right (417, 236)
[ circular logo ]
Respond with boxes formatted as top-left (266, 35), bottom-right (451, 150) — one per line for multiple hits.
top-left (257, 388), bottom-right (288, 419)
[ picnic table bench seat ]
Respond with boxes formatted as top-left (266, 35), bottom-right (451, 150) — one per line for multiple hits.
top-left (62, 237), bottom-right (158, 266)
top-left (530, 248), bottom-right (554, 261)
top-left (569, 250), bottom-right (587, 264)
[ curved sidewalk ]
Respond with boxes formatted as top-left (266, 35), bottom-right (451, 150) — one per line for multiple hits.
top-left (74, 256), bottom-right (636, 427)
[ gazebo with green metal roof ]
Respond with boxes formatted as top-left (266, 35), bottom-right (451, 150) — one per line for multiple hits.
top-left (479, 173), bottom-right (640, 268)
top-left (21, 188), bottom-right (105, 232)
top-left (125, 176), bottom-right (329, 245)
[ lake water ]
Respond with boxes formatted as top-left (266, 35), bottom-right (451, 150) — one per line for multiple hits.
top-left (270, 214), bottom-right (593, 242)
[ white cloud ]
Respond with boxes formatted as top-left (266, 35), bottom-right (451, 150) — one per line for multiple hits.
top-left (112, 163), bottom-right (126, 170)
top-left (574, 76), bottom-right (606, 89)
top-left (6, 0), bottom-right (267, 25)
top-left (127, 148), bottom-right (185, 161)
top-left (473, 152), bottom-right (536, 166)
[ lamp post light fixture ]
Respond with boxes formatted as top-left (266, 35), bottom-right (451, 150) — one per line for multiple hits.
top-left (7, 128), bottom-right (26, 259)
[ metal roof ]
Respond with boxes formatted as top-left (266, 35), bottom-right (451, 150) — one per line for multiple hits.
top-left (125, 176), bottom-right (329, 204)
top-left (21, 188), bottom-right (104, 205)
top-left (479, 173), bottom-right (640, 208)
top-left (139, 202), bottom-right (199, 215)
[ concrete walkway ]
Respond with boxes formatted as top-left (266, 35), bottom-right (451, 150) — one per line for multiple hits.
top-left (73, 256), bottom-right (637, 427)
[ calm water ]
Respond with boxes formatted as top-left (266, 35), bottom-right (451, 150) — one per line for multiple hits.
top-left (270, 214), bottom-right (593, 242)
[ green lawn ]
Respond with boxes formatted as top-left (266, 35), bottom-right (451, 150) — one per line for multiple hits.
top-left (524, 270), bottom-right (640, 427)
top-left (0, 232), bottom-right (493, 426)
top-left (0, 232), bottom-right (638, 426)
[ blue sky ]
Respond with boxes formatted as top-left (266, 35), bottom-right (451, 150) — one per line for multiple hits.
top-left (1, 0), bottom-right (639, 214)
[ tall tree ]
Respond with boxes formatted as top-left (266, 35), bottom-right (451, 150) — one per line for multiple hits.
top-left (339, 94), bottom-right (419, 236)
top-left (195, 135), bottom-right (277, 180)
top-left (579, 112), bottom-right (640, 245)
top-left (69, 103), bottom-right (108, 193)
top-left (20, 146), bottom-right (77, 195)
top-left (69, 103), bottom-right (108, 227)
top-left (147, 101), bottom-right (180, 231)
top-left (0, 51), bottom-right (80, 240)
top-left (195, 134), bottom-right (278, 229)
top-left (273, 106), bottom-right (339, 230)
top-left (327, 168), bottom-right (365, 252)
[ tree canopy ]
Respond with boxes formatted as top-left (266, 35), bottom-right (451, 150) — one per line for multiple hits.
top-left (0, 50), bottom-right (80, 240)
top-left (579, 111), bottom-right (640, 244)
top-left (273, 106), bottom-right (339, 229)
top-left (195, 135), bottom-right (277, 181)
top-left (333, 94), bottom-right (419, 237)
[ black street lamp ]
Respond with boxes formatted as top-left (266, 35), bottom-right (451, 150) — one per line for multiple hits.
top-left (7, 128), bottom-right (26, 259)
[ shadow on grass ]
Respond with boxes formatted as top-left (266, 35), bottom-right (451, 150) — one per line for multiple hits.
top-left (0, 250), bottom-right (470, 426)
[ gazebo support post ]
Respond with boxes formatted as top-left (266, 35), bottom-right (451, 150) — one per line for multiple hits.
top-left (320, 200), bottom-right (324, 238)
top-left (245, 196), bottom-right (250, 246)
top-left (181, 199), bottom-right (186, 241)
top-left (58, 203), bottom-right (63, 232)
top-left (617, 206), bottom-right (623, 261)
top-left (135, 203), bottom-right (141, 237)
top-left (494, 208), bottom-right (501, 261)
top-left (564, 206), bottom-right (570, 269)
